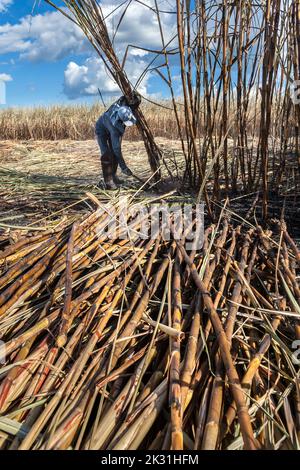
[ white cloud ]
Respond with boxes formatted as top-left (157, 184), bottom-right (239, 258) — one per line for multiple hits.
top-left (64, 56), bottom-right (148, 99)
top-left (103, 0), bottom-right (176, 55)
top-left (64, 59), bottom-right (119, 99)
top-left (0, 2), bottom-right (176, 61)
top-left (63, 1), bottom-right (176, 99)
top-left (0, 1), bottom-right (177, 98)
top-left (0, 0), bottom-right (13, 13)
top-left (0, 72), bottom-right (12, 81)
top-left (0, 10), bottom-right (90, 60)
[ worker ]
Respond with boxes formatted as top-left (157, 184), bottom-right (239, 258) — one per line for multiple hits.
top-left (95, 92), bottom-right (141, 189)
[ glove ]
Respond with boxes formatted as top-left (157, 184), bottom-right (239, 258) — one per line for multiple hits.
top-left (128, 91), bottom-right (141, 110)
top-left (121, 166), bottom-right (133, 177)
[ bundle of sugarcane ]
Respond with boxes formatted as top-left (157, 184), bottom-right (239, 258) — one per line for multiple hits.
top-left (0, 196), bottom-right (299, 450)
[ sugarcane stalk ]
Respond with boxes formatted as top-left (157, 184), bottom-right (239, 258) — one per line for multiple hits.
top-left (170, 254), bottom-right (183, 450)
top-left (174, 238), bottom-right (258, 450)
top-left (56, 223), bottom-right (77, 348)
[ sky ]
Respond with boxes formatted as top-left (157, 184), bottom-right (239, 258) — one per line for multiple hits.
top-left (0, 0), bottom-right (180, 107)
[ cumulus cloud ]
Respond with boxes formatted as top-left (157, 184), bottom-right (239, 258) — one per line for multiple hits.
top-left (0, 10), bottom-right (90, 60)
top-left (0, 2), bottom-right (176, 61)
top-left (0, 0), bottom-right (13, 13)
top-left (63, 1), bottom-right (176, 99)
top-left (0, 1), bottom-right (177, 98)
top-left (0, 72), bottom-right (12, 81)
top-left (103, 0), bottom-right (176, 55)
top-left (64, 56), bottom-right (148, 99)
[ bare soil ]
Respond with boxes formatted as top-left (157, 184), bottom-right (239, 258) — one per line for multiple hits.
top-left (0, 139), bottom-right (185, 238)
top-left (1, 139), bottom-right (300, 243)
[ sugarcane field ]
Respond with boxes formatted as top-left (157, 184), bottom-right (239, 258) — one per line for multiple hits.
top-left (0, 0), bottom-right (300, 456)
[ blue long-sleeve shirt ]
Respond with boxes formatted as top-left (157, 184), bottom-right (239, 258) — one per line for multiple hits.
top-left (95, 100), bottom-right (136, 170)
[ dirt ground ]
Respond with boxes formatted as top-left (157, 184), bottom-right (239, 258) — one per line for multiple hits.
top-left (0, 139), bottom-right (186, 237)
top-left (0, 138), bottom-right (185, 183)
top-left (1, 138), bottom-right (300, 243)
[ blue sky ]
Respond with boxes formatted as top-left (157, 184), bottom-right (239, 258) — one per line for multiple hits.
top-left (0, 0), bottom-right (179, 108)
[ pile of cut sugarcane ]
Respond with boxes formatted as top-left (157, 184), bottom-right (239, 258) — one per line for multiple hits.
top-left (0, 196), bottom-right (299, 450)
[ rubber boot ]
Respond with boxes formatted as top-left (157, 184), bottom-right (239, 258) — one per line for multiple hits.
top-left (110, 152), bottom-right (123, 185)
top-left (101, 150), bottom-right (117, 190)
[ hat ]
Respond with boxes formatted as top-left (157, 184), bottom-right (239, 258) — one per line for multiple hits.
top-left (117, 106), bottom-right (137, 126)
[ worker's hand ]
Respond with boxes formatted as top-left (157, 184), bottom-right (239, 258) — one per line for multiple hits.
top-left (121, 166), bottom-right (133, 177)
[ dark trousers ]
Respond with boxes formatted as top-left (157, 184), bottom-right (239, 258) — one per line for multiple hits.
top-left (96, 132), bottom-right (118, 183)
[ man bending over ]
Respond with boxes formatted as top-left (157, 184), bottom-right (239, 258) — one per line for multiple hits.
top-left (95, 92), bottom-right (141, 189)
